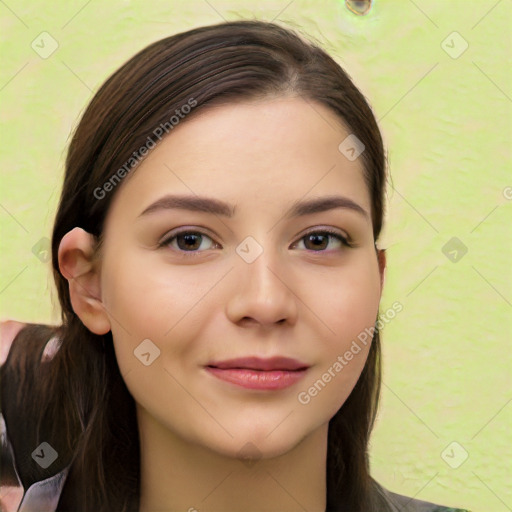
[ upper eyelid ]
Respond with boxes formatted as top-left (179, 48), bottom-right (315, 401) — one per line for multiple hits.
top-left (158, 226), bottom-right (217, 246)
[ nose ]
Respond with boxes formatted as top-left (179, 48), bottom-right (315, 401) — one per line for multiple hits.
top-left (225, 247), bottom-right (298, 329)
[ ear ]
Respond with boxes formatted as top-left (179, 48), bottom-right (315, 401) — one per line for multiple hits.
top-left (58, 227), bottom-right (111, 335)
top-left (377, 248), bottom-right (386, 296)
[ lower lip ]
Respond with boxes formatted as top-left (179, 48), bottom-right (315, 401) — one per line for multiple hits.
top-left (205, 367), bottom-right (308, 390)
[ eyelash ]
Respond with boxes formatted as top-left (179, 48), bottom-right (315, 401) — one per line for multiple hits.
top-left (158, 227), bottom-right (354, 257)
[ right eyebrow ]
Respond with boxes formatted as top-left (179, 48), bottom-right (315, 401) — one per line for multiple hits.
top-left (284, 195), bottom-right (369, 221)
top-left (138, 195), bottom-right (235, 218)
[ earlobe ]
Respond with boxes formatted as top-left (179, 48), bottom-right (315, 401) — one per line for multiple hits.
top-left (58, 227), bottom-right (111, 335)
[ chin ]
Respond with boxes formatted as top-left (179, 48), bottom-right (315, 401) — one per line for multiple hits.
top-left (208, 427), bottom-right (310, 463)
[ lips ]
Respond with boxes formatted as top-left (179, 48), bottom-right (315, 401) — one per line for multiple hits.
top-left (204, 356), bottom-right (310, 391)
top-left (206, 356), bottom-right (309, 372)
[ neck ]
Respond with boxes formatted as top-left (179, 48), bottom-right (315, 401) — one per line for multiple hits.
top-left (137, 407), bottom-right (327, 512)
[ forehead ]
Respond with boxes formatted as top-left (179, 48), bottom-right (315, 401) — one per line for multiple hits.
top-left (106, 97), bottom-right (371, 221)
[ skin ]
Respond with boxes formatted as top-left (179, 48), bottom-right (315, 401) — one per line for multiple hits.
top-left (58, 96), bottom-right (386, 512)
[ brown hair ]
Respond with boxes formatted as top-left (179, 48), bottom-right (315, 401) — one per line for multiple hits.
top-left (2, 20), bottom-right (389, 511)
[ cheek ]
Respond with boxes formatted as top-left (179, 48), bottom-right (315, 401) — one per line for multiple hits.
top-left (311, 254), bottom-right (381, 345)
top-left (100, 252), bottom-right (215, 372)
top-left (297, 256), bottom-right (380, 414)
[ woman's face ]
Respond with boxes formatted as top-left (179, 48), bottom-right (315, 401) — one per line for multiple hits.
top-left (98, 97), bottom-right (384, 459)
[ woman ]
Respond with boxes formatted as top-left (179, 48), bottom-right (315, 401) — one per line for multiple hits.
top-left (0, 20), bottom-right (470, 512)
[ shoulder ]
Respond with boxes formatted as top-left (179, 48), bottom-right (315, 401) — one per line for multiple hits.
top-left (0, 320), bottom-right (26, 365)
top-left (374, 480), bottom-right (471, 512)
top-left (1, 320), bottom-right (62, 368)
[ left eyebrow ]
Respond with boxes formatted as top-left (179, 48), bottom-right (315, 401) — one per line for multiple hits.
top-left (138, 195), bottom-right (235, 218)
top-left (137, 194), bottom-right (369, 221)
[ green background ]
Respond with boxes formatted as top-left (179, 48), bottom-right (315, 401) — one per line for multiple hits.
top-left (1, 1), bottom-right (511, 510)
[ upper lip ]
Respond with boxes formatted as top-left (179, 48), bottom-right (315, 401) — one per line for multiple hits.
top-left (206, 356), bottom-right (309, 371)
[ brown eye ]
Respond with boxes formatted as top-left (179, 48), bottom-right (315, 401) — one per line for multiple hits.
top-left (160, 230), bottom-right (217, 254)
top-left (177, 233), bottom-right (203, 251)
top-left (304, 233), bottom-right (330, 251)
top-left (294, 229), bottom-right (351, 253)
